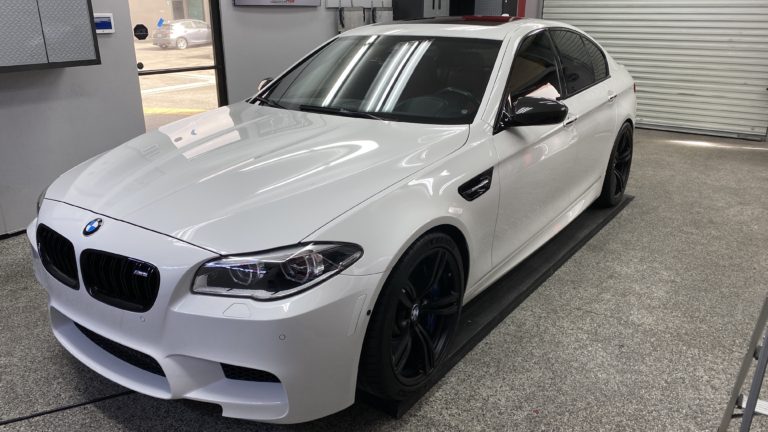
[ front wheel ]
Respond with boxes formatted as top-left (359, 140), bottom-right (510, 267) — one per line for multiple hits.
top-left (595, 122), bottom-right (633, 207)
top-left (358, 232), bottom-right (465, 400)
top-left (176, 37), bottom-right (188, 50)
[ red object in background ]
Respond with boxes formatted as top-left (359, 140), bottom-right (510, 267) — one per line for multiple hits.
top-left (518, 0), bottom-right (527, 17)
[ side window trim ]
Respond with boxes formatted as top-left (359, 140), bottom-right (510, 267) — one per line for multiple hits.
top-left (547, 27), bottom-right (611, 100)
top-left (493, 28), bottom-right (563, 132)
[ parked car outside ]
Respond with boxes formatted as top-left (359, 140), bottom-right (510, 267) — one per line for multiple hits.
top-left (152, 19), bottom-right (211, 50)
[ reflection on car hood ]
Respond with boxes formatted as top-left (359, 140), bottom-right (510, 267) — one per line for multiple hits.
top-left (47, 102), bottom-right (469, 254)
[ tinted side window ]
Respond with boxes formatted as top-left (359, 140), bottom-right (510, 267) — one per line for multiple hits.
top-left (581, 36), bottom-right (608, 81)
top-left (549, 30), bottom-right (596, 95)
top-left (505, 31), bottom-right (562, 101)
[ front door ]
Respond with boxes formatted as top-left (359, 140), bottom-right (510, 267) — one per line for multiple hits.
top-left (490, 29), bottom-right (581, 266)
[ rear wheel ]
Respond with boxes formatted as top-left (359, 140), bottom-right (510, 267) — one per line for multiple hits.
top-left (359, 232), bottom-right (464, 400)
top-left (595, 122), bottom-right (633, 207)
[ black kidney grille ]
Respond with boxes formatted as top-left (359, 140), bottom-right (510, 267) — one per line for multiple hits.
top-left (221, 363), bottom-right (280, 383)
top-left (74, 322), bottom-right (165, 376)
top-left (36, 224), bottom-right (79, 289)
top-left (80, 249), bottom-right (160, 313)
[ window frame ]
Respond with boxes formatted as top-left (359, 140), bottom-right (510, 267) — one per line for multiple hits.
top-left (493, 28), bottom-right (564, 134)
top-left (546, 27), bottom-right (611, 100)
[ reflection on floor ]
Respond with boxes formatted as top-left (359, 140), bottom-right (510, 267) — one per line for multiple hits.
top-left (1, 129), bottom-right (768, 431)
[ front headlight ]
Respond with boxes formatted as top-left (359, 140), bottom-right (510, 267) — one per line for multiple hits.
top-left (192, 243), bottom-right (363, 301)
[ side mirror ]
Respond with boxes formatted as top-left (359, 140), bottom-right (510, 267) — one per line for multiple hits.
top-left (258, 77), bottom-right (274, 92)
top-left (496, 96), bottom-right (569, 133)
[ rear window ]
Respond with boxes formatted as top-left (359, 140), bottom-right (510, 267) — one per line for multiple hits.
top-left (581, 36), bottom-right (608, 81)
top-left (549, 29), bottom-right (601, 96)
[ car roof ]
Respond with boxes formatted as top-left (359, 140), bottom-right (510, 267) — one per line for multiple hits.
top-left (343, 17), bottom-right (573, 40)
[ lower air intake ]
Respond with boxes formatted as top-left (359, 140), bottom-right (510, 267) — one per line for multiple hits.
top-left (221, 363), bottom-right (280, 383)
top-left (75, 322), bottom-right (165, 377)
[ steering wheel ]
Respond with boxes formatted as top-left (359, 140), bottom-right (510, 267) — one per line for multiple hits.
top-left (436, 87), bottom-right (481, 108)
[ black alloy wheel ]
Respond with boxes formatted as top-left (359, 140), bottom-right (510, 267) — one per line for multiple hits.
top-left (596, 122), bottom-right (633, 207)
top-left (391, 247), bottom-right (462, 386)
top-left (359, 232), bottom-right (465, 400)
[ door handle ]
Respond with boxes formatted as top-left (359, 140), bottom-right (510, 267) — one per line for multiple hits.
top-left (564, 116), bottom-right (578, 127)
top-left (608, 92), bottom-right (617, 102)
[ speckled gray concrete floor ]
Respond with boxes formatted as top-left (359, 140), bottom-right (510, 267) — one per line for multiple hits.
top-left (2, 129), bottom-right (768, 431)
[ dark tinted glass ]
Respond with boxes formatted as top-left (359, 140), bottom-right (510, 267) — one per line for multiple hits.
top-left (581, 36), bottom-right (608, 81)
top-left (549, 29), bottom-right (597, 95)
top-left (505, 31), bottom-right (562, 101)
top-left (263, 36), bottom-right (502, 125)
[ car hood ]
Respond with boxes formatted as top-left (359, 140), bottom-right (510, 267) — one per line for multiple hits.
top-left (47, 102), bottom-right (469, 254)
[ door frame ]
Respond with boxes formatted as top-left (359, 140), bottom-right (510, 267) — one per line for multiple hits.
top-left (136, 0), bottom-right (228, 106)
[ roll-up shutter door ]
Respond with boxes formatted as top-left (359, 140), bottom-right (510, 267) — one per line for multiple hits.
top-left (543, 0), bottom-right (768, 140)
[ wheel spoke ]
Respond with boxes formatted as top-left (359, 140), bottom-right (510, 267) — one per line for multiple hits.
top-left (425, 250), bottom-right (448, 292)
top-left (613, 168), bottom-right (625, 193)
top-left (412, 322), bottom-right (436, 371)
top-left (617, 148), bottom-right (632, 163)
top-left (399, 283), bottom-right (417, 309)
top-left (422, 292), bottom-right (460, 316)
top-left (392, 332), bottom-right (412, 372)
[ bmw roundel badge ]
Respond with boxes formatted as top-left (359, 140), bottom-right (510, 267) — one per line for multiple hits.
top-left (83, 218), bottom-right (103, 236)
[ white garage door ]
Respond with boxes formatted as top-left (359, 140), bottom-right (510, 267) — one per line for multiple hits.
top-left (543, 0), bottom-right (768, 140)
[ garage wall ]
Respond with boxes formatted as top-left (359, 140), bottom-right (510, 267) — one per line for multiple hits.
top-left (525, 0), bottom-right (541, 17)
top-left (543, 0), bottom-right (768, 140)
top-left (0, 0), bottom-right (145, 235)
top-left (218, 2), bottom-right (338, 101)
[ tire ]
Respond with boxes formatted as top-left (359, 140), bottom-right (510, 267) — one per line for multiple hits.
top-left (358, 232), bottom-right (465, 400)
top-left (595, 122), bottom-right (633, 208)
top-left (176, 37), bottom-right (188, 50)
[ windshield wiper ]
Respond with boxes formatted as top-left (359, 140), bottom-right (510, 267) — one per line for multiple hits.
top-left (251, 95), bottom-right (285, 109)
top-left (299, 104), bottom-right (386, 121)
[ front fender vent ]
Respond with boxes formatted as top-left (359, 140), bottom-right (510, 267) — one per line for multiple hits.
top-left (458, 168), bottom-right (494, 201)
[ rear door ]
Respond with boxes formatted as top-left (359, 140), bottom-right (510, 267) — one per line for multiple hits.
top-left (548, 28), bottom-right (617, 198)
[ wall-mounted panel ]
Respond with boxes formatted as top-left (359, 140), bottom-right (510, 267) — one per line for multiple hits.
top-left (38, 0), bottom-right (98, 63)
top-left (0, 0), bottom-right (49, 67)
top-left (0, 0), bottom-right (100, 72)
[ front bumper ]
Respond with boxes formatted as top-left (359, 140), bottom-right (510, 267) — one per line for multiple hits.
top-left (29, 200), bottom-right (380, 423)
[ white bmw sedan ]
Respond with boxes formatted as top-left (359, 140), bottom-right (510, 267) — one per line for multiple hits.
top-left (29, 17), bottom-right (635, 423)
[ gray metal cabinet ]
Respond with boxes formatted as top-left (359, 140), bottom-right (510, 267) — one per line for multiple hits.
top-left (393, 0), bottom-right (449, 20)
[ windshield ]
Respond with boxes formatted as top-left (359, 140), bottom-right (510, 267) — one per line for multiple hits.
top-left (259, 35), bottom-right (502, 125)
